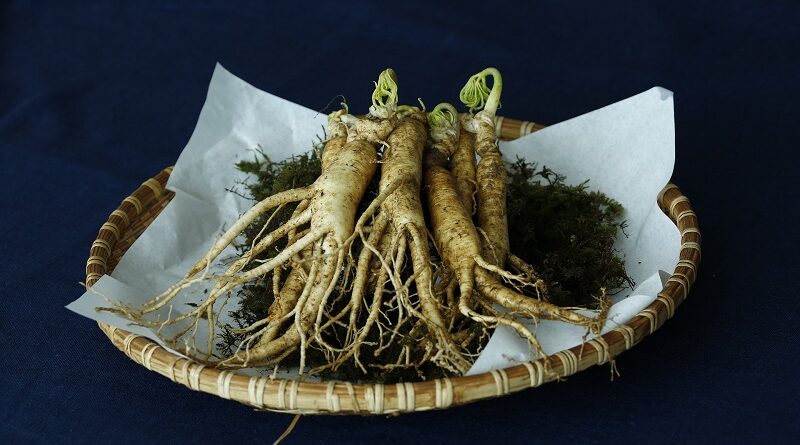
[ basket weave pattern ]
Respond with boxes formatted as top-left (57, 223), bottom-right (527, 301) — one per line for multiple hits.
top-left (85, 118), bottom-right (700, 414)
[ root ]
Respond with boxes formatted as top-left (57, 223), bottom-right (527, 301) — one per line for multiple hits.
top-left (216, 207), bottom-right (313, 283)
top-left (137, 200), bottom-right (312, 318)
top-left (508, 253), bottom-right (542, 283)
top-left (132, 228), bottom-right (324, 337)
top-left (310, 249), bottom-right (349, 358)
top-left (473, 125), bottom-right (509, 265)
top-left (456, 275), bottom-right (545, 359)
top-left (475, 268), bottom-right (608, 334)
top-left (212, 229), bottom-right (324, 297)
top-left (286, 199), bottom-right (311, 244)
top-left (260, 265), bottom-right (307, 345)
top-left (473, 253), bottom-right (536, 291)
top-left (451, 123), bottom-right (477, 215)
top-left (406, 223), bottom-right (471, 373)
top-left (222, 239), bottom-right (336, 368)
top-left (329, 251), bottom-right (390, 374)
top-left (186, 187), bottom-right (312, 278)
top-left (349, 179), bottom-right (403, 241)
top-left (426, 99), bottom-right (607, 364)
top-left (345, 213), bottom-right (389, 344)
top-left (461, 68), bottom-right (510, 267)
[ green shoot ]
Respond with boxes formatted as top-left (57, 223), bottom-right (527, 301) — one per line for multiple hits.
top-left (459, 67), bottom-right (503, 116)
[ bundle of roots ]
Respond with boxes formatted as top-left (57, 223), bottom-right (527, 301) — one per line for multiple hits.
top-left (106, 68), bottom-right (618, 382)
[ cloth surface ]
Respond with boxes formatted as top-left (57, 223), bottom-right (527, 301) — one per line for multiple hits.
top-left (1, 1), bottom-right (798, 443)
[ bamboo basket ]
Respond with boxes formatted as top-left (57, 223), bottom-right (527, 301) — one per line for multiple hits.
top-left (85, 116), bottom-right (700, 415)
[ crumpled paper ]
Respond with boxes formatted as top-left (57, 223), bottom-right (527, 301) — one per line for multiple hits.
top-left (68, 64), bottom-right (679, 377)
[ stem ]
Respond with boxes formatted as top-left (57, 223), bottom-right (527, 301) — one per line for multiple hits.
top-left (459, 67), bottom-right (503, 117)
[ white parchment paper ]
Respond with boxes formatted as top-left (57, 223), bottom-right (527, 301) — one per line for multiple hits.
top-left (68, 64), bottom-right (680, 376)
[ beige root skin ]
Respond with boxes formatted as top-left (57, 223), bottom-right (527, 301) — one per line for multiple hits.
top-left (468, 108), bottom-right (545, 293)
top-left (228, 107), bottom-right (405, 369)
top-left (259, 259), bottom-right (308, 346)
top-left (221, 264), bottom-right (307, 368)
top-left (184, 187), bottom-right (314, 279)
top-left (451, 115), bottom-right (477, 215)
top-left (507, 252), bottom-right (544, 288)
top-left (472, 111), bottom-right (510, 267)
top-left (222, 237), bottom-right (342, 369)
top-left (205, 134), bottom-right (383, 305)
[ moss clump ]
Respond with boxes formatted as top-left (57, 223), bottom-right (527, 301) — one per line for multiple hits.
top-left (506, 158), bottom-right (633, 308)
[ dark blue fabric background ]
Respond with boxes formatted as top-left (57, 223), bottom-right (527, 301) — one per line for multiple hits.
top-left (2, 1), bottom-right (798, 443)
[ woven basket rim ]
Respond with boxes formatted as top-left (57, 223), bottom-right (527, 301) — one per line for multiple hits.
top-left (85, 116), bottom-right (700, 415)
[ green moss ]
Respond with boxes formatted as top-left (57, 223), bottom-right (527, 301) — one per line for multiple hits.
top-left (506, 158), bottom-right (633, 308)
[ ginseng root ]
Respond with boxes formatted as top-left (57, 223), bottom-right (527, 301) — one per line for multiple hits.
top-left (460, 67), bottom-right (510, 267)
top-left (112, 70), bottom-right (402, 372)
top-left (451, 116), bottom-right (477, 215)
top-left (329, 109), bottom-right (470, 375)
top-left (424, 103), bottom-right (609, 358)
